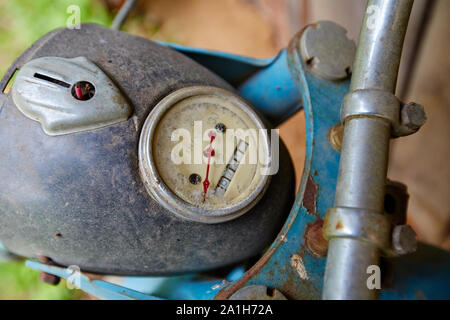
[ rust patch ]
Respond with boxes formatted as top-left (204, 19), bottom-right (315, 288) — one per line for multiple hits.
top-left (303, 218), bottom-right (328, 257)
top-left (335, 221), bottom-right (344, 230)
top-left (215, 167), bottom-right (322, 299)
top-left (302, 176), bottom-right (318, 215)
top-left (215, 188), bottom-right (303, 299)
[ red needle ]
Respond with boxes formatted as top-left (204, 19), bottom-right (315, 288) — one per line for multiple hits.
top-left (75, 86), bottom-right (83, 100)
top-left (203, 131), bottom-right (216, 202)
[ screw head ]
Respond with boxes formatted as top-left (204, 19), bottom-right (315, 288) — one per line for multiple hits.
top-left (401, 103), bottom-right (426, 131)
top-left (299, 21), bottom-right (356, 80)
top-left (392, 225), bottom-right (417, 255)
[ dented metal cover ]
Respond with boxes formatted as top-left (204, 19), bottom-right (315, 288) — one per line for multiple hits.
top-left (11, 56), bottom-right (132, 136)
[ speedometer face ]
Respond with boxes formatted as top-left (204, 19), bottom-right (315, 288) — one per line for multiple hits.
top-left (139, 86), bottom-right (271, 224)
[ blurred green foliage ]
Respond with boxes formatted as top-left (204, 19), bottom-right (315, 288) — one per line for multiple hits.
top-left (0, 0), bottom-right (113, 300)
top-left (0, 260), bottom-right (84, 300)
top-left (0, 0), bottom-right (113, 75)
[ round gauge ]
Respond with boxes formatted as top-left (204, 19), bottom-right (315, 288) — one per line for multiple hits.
top-left (139, 86), bottom-right (272, 224)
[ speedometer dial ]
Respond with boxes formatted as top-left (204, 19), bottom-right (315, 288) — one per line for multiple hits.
top-left (139, 86), bottom-right (271, 223)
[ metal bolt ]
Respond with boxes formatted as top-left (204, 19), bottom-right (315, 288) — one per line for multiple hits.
top-left (229, 285), bottom-right (287, 300)
top-left (38, 272), bottom-right (61, 285)
top-left (392, 225), bottom-right (417, 255)
top-left (299, 21), bottom-right (356, 81)
top-left (401, 102), bottom-right (427, 132)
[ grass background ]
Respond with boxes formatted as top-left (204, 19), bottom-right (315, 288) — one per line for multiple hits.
top-left (0, 260), bottom-right (84, 300)
top-left (0, 0), bottom-right (113, 75)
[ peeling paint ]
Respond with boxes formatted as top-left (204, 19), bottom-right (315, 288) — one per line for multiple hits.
top-left (291, 254), bottom-right (309, 280)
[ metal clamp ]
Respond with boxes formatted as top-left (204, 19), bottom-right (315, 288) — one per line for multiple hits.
top-left (324, 206), bottom-right (417, 258)
top-left (324, 179), bottom-right (418, 258)
top-left (341, 90), bottom-right (400, 126)
top-left (341, 90), bottom-right (426, 138)
top-left (324, 207), bottom-right (392, 251)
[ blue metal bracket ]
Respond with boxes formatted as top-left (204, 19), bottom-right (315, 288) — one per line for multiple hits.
top-left (20, 41), bottom-right (450, 300)
top-left (26, 260), bottom-right (161, 300)
top-left (214, 37), bottom-right (450, 300)
top-left (157, 41), bottom-right (276, 87)
top-left (216, 36), bottom-right (347, 300)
